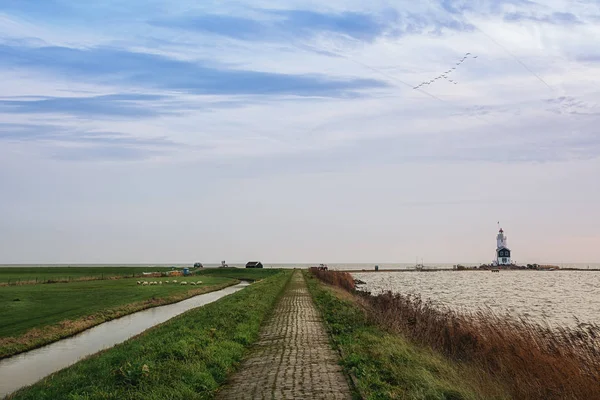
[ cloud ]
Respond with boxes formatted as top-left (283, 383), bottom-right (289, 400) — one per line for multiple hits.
top-left (152, 9), bottom-right (388, 41)
top-left (0, 94), bottom-right (169, 118)
top-left (152, 6), bottom-right (476, 46)
top-left (266, 9), bottom-right (388, 40)
top-left (50, 145), bottom-right (165, 161)
top-left (0, 122), bottom-right (184, 161)
top-left (504, 11), bottom-right (583, 25)
top-left (0, 43), bottom-right (388, 97)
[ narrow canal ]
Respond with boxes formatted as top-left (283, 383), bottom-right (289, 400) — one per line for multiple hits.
top-left (0, 281), bottom-right (249, 398)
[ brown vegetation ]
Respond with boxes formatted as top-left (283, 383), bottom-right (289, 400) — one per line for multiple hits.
top-left (308, 267), bottom-right (355, 292)
top-left (311, 269), bottom-right (600, 400)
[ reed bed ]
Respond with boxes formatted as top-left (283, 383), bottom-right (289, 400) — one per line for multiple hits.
top-left (311, 269), bottom-right (600, 400)
top-left (308, 267), bottom-right (355, 292)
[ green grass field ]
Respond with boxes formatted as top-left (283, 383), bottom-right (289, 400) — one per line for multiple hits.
top-left (195, 267), bottom-right (283, 281)
top-left (304, 272), bottom-right (510, 400)
top-left (0, 266), bottom-right (175, 284)
top-left (0, 276), bottom-right (237, 358)
top-left (8, 270), bottom-right (292, 400)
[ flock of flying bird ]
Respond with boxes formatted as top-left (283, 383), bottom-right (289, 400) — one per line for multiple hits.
top-left (413, 52), bottom-right (478, 90)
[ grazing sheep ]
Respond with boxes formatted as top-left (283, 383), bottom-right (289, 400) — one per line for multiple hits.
top-left (190, 282), bottom-right (196, 285)
top-left (196, 281), bottom-right (202, 284)
top-left (159, 281), bottom-right (163, 285)
top-left (172, 280), bottom-right (177, 283)
top-left (137, 281), bottom-right (141, 285)
top-left (180, 281), bottom-right (187, 285)
top-left (143, 282), bottom-right (149, 286)
top-left (165, 280), bottom-right (169, 284)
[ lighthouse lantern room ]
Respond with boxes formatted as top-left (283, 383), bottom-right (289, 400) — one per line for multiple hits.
top-left (494, 227), bottom-right (512, 266)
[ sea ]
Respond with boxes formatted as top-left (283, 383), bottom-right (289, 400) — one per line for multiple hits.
top-left (352, 269), bottom-right (600, 327)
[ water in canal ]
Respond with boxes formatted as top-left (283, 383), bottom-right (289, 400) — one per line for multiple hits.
top-left (0, 281), bottom-right (249, 397)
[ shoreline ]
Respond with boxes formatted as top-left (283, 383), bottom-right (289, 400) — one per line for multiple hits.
top-left (341, 267), bottom-right (600, 273)
top-left (5, 271), bottom-right (292, 399)
top-left (308, 268), bottom-right (600, 399)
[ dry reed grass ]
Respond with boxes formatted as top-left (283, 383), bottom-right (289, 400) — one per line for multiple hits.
top-left (311, 269), bottom-right (600, 400)
top-left (308, 267), bottom-right (355, 292)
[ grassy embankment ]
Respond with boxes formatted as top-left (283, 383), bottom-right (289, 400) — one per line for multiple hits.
top-left (0, 266), bottom-right (175, 285)
top-left (195, 268), bottom-right (282, 281)
top-left (8, 270), bottom-right (292, 400)
top-left (305, 270), bottom-right (509, 400)
top-left (0, 275), bottom-right (237, 358)
top-left (308, 268), bottom-right (600, 400)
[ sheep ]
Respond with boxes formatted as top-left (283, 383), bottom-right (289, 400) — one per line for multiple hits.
top-left (196, 281), bottom-right (202, 284)
top-left (172, 280), bottom-right (177, 283)
top-left (143, 282), bottom-right (149, 286)
top-left (180, 281), bottom-right (187, 285)
top-left (137, 281), bottom-right (141, 285)
top-left (190, 282), bottom-right (196, 285)
top-left (159, 281), bottom-right (163, 285)
top-left (165, 280), bottom-right (169, 284)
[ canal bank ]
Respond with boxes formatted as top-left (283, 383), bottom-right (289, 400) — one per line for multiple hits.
top-left (3, 270), bottom-right (291, 399)
top-left (0, 282), bottom-right (249, 397)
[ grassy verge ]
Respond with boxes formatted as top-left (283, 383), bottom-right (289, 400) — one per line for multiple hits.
top-left (195, 268), bottom-right (282, 281)
top-left (0, 267), bottom-right (175, 285)
top-left (304, 271), bottom-right (510, 400)
top-left (0, 276), bottom-right (237, 358)
top-left (7, 270), bottom-right (292, 400)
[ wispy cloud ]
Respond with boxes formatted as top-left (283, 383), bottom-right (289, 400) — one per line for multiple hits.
top-left (3, 0), bottom-right (600, 263)
top-left (0, 94), bottom-right (170, 118)
top-left (504, 11), bottom-right (582, 25)
top-left (0, 43), bottom-right (387, 97)
top-left (0, 122), bottom-right (183, 161)
top-left (153, 7), bottom-right (472, 43)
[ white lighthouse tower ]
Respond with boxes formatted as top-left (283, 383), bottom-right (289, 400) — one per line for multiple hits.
top-left (494, 226), bottom-right (512, 266)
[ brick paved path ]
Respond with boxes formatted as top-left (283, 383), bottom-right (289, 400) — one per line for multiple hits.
top-left (216, 270), bottom-right (352, 400)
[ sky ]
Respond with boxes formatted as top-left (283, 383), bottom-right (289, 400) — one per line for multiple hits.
top-left (1, 0), bottom-right (600, 264)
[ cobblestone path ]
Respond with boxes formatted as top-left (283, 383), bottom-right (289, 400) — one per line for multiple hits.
top-left (216, 270), bottom-right (352, 400)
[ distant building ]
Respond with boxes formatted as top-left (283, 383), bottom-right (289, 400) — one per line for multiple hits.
top-left (245, 261), bottom-right (264, 269)
top-left (494, 228), bottom-right (512, 266)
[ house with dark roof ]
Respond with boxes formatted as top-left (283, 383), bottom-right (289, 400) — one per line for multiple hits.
top-left (245, 261), bottom-right (264, 268)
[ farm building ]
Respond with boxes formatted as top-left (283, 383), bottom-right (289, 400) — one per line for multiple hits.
top-left (245, 261), bottom-right (264, 269)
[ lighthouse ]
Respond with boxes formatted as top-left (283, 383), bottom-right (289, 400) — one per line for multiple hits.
top-left (494, 227), bottom-right (512, 266)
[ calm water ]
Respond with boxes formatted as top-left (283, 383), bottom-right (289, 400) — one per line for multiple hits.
top-left (0, 282), bottom-right (249, 398)
top-left (353, 270), bottom-right (600, 327)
